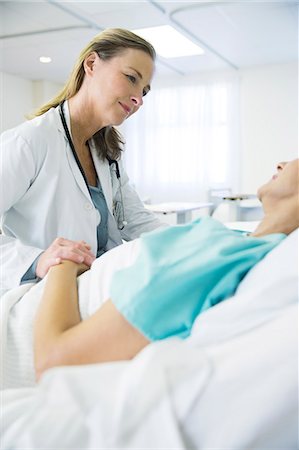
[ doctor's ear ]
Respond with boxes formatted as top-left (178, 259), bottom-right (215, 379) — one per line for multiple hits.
top-left (83, 52), bottom-right (98, 75)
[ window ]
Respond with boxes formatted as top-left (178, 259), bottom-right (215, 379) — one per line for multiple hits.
top-left (122, 77), bottom-right (240, 203)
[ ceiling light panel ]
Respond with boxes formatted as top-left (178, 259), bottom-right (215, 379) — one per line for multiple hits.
top-left (133, 25), bottom-right (204, 58)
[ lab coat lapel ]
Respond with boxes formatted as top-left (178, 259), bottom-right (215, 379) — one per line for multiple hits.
top-left (90, 142), bottom-right (113, 214)
top-left (65, 141), bottom-right (91, 199)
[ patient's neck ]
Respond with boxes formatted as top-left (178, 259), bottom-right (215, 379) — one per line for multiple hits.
top-left (252, 199), bottom-right (299, 237)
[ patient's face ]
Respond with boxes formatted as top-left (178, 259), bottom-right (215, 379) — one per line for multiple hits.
top-left (258, 159), bottom-right (299, 203)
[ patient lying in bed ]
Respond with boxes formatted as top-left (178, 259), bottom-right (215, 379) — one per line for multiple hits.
top-left (1, 226), bottom-right (297, 449)
top-left (1, 162), bottom-right (298, 450)
top-left (1, 160), bottom-right (298, 390)
top-left (32, 159), bottom-right (299, 379)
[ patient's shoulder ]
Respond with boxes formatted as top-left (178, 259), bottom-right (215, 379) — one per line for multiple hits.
top-left (237, 228), bottom-right (298, 295)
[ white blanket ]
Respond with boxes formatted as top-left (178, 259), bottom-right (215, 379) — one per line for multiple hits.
top-left (1, 230), bottom-right (298, 449)
top-left (1, 238), bottom-right (141, 389)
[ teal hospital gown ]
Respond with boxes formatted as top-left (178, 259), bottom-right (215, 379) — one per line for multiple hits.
top-left (110, 217), bottom-right (285, 341)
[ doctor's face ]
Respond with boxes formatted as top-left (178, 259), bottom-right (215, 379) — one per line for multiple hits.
top-left (257, 159), bottom-right (299, 204)
top-left (84, 48), bottom-right (154, 127)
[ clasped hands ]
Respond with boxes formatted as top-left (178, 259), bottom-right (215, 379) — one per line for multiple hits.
top-left (36, 237), bottom-right (95, 279)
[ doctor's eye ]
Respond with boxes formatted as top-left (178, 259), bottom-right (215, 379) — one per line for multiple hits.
top-left (126, 74), bottom-right (136, 84)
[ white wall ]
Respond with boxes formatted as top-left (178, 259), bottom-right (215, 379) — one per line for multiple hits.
top-left (239, 62), bottom-right (298, 193)
top-left (0, 73), bottom-right (62, 133)
top-left (32, 80), bottom-right (63, 110)
top-left (0, 72), bottom-right (34, 132)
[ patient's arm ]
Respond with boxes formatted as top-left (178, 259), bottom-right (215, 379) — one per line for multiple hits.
top-left (34, 261), bottom-right (149, 381)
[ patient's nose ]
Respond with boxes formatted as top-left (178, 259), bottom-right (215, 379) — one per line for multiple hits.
top-left (277, 161), bottom-right (287, 171)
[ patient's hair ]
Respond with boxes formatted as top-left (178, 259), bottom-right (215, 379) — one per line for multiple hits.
top-left (32, 28), bottom-right (156, 160)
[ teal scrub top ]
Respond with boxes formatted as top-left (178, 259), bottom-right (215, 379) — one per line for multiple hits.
top-left (110, 217), bottom-right (285, 341)
top-left (89, 183), bottom-right (108, 257)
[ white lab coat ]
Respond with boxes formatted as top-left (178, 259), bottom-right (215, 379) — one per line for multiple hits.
top-left (0, 104), bottom-right (164, 295)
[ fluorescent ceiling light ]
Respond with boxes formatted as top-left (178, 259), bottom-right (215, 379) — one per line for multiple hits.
top-left (39, 56), bottom-right (52, 63)
top-left (133, 25), bottom-right (204, 58)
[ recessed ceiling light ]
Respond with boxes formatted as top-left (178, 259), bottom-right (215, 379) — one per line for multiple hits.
top-left (39, 56), bottom-right (52, 64)
top-left (133, 25), bottom-right (204, 58)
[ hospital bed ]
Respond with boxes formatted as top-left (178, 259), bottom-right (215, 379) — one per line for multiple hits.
top-left (0, 224), bottom-right (298, 449)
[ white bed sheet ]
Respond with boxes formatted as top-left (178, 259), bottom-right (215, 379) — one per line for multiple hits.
top-left (0, 229), bottom-right (298, 449)
top-left (1, 238), bottom-right (141, 389)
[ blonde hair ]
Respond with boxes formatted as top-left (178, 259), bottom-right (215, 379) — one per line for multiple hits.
top-left (34, 28), bottom-right (156, 159)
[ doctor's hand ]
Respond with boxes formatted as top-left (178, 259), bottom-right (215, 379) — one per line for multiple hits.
top-left (36, 237), bottom-right (96, 279)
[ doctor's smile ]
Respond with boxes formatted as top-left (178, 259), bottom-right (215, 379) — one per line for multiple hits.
top-left (119, 101), bottom-right (132, 116)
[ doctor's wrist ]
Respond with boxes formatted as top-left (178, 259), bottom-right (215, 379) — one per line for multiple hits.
top-left (21, 255), bottom-right (41, 283)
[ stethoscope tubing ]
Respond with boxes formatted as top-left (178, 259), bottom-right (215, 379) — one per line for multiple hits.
top-left (59, 101), bottom-right (126, 230)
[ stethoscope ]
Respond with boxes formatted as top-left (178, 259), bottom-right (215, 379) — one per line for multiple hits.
top-left (59, 101), bottom-right (127, 230)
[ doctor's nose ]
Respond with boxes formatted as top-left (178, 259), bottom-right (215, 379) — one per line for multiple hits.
top-left (130, 93), bottom-right (143, 108)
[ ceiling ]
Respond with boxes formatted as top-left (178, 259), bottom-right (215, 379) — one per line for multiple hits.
top-left (0, 0), bottom-right (298, 83)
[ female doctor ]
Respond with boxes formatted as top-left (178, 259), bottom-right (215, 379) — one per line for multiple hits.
top-left (0, 28), bottom-right (165, 295)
